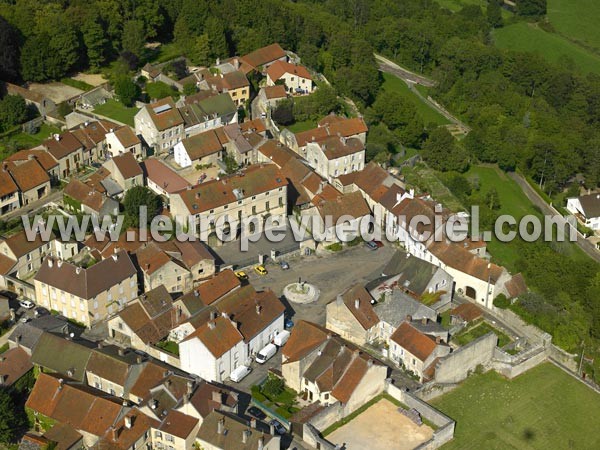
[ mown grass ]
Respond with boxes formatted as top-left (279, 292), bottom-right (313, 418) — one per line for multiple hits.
top-left (286, 120), bottom-right (317, 133)
top-left (431, 363), bottom-right (600, 450)
top-left (381, 72), bottom-right (450, 126)
top-left (93, 99), bottom-right (139, 126)
top-left (547, 0), bottom-right (600, 51)
top-left (493, 22), bottom-right (600, 74)
top-left (453, 321), bottom-right (512, 348)
top-left (0, 124), bottom-right (61, 159)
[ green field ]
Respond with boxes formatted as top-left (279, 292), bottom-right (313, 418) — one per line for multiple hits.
top-left (493, 22), bottom-right (600, 74)
top-left (432, 363), bottom-right (600, 450)
top-left (436, 0), bottom-right (512, 18)
top-left (381, 73), bottom-right (450, 126)
top-left (548, 0), bottom-right (600, 51)
top-left (0, 123), bottom-right (61, 158)
top-left (93, 99), bottom-right (139, 126)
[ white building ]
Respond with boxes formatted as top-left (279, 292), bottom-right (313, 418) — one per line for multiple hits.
top-left (266, 61), bottom-right (314, 95)
top-left (567, 193), bottom-right (600, 231)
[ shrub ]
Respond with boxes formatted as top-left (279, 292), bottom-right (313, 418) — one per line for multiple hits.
top-left (262, 375), bottom-right (285, 398)
top-left (493, 293), bottom-right (510, 309)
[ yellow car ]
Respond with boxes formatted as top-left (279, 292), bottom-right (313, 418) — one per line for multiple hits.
top-left (235, 271), bottom-right (248, 281)
top-left (254, 265), bottom-right (268, 276)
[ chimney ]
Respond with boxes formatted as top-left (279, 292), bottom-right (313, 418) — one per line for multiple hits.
top-left (48, 259), bottom-right (53, 268)
top-left (212, 390), bottom-right (223, 404)
top-left (269, 423), bottom-right (275, 436)
top-left (57, 259), bottom-right (63, 268)
top-left (58, 378), bottom-right (64, 390)
top-left (258, 436), bottom-right (264, 450)
top-left (367, 359), bottom-right (373, 368)
top-left (15, 335), bottom-right (21, 347)
top-left (97, 341), bottom-right (103, 349)
top-left (75, 266), bottom-right (81, 275)
top-left (136, 355), bottom-right (143, 364)
top-left (112, 254), bottom-right (118, 262)
top-left (208, 321), bottom-right (216, 330)
top-left (210, 311), bottom-right (217, 320)
top-left (0, 375), bottom-right (7, 385)
top-left (217, 417), bottom-right (225, 434)
top-left (118, 348), bottom-right (125, 356)
top-left (234, 58), bottom-right (240, 70)
top-left (250, 418), bottom-right (257, 429)
top-left (421, 317), bottom-right (427, 325)
top-left (354, 299), bottom-right (360, 309)
top-left (110, 426), bottom-right (119, 442)
top-left (124, 416), bottom-right (132, 429)
top-left (406, 315), bottom-right (412, 322)
top-left (256, 304), bottom-right (262, 315)
top-left (242, 429), bottom-right (250, 444)
top-left (187, 380), bottom-right (194, 396)
top-left (436, 336), bottom-right (442, 344)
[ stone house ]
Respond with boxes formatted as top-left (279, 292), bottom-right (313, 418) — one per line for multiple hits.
top-left (173, 127), bottom-right (227, 169)
top-left (105, 126), bottom-right (143, 160)
top-left (325, 285), bottom-right (379, 346)
top-left (567, 193), bottom-right (600, 231)
top-left (266, 61), bottom-right (314, 95)
top-left (33, 251), bottom-right (138, 327)
top-left (196, 69), bottom-right (251, 107)
top-left (63, 179), bottom-right (120, 218)
top-left (135, 98), bottom-right (184, 155)
top-left (2, 159), bottom-right (51, 208)
top-left (257, 85), bottom-right (288, 112)
top-left (281, 320), bottom-right (388, 414)
top-left (196, 411), bottom-right (281, 450)
top-left (152, 410), bottom-right (200, 450)
top-left (142, 158), bottom-right (190, 199)
top-left (389, 321), bottom-right (451, 382)
top-left (42, 131), bottom-right (85, 178)
top-left (238, 43), bottom-right (288, 74)
top-left (102, 152), bottom-right (144, 193)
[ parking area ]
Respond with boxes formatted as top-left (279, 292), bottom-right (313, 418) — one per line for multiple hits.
top-left (327, 398), bottom-right (433, 450)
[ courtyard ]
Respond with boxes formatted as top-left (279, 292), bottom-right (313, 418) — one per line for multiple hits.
top-left (326, 398), bottom-right (434, 450)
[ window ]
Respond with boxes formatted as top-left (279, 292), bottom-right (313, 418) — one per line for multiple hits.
top-left (154, 431), bottom-right (162, 439)
top-left (165, 435), bottom-right (175, 443)
top-left (224, 205), bottom-right (228, 209)
top-left (251, 196), bottom-right (256, 200)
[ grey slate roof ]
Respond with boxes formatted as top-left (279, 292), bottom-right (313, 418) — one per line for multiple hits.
top-left (30, 332), bottom-right (94, 382)
top-left (373, 290), bottom-right (437, 328)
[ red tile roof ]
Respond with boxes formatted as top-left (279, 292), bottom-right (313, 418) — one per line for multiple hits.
top-left (240, 43), bottom-right (286, 71)
top-left (43, 132), bottom-right (83, 160)
top-left (142, 158), bottom-right (190, 194)
top-left (339, 285), bottom-right (379, 330)
top-left (113, 126), bottom-right (141, 148)
top-left (282, 320), bottom-right (330, 363)
top-left (0, 346), bottom-right (32, 386)
top-left (6, 149), bottom-right (58, 171)
top-left (146, 98), bottom-right (184, 131)
top-left (427, 241), bottom-right (504, 283)
top-left (266, 61), bottom-right (312, 82)
top-left (182, 316), bottom-right (243, 358)
top-left (158, 410), bottom-right (198, 439)
top-left (195, 269), bottom-right (241, 306)
top-left (111, 152), bottom-right (142, 179)
top-left (180, 129), bottom-right (225, 161)
top-left (5, 159), bottom-right (50, 192)
top-left (0, 169), bottom-right (19, 197)
top-left (450, 303), bottom-right (483, 323)
top-left (263, 85), bottom-right (287, 100)
top-left (390, 322), bottom-right (437, 362)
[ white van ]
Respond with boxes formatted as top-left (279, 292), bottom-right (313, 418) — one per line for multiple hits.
top-left (230, 365), bottom-right (251, 382)
top-left (255, 343), bottom-right (277, 364)
top-left (273, 330), bottom-right (290, 347)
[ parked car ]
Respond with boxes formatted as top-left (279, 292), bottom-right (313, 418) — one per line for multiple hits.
top-left (373, 240), bottom-right (384, 248)
top-left (247, 406), bottom-right (267, 420)
top-left (285, 317), bottom-right (294, 329)
top-left (279, 261), bottom-right (289, 270)
top-left (365, 240), bottom-right (378, 251)
top-left (273, 330), bottom-right (291, 347)
top-left (20, 316), bottom-right (31, 323)
top-left (254, 265), bottom-right (268, 276)
top-left (230, 365), bottom-right (252, 383)
top-left (269, 419), bottom-right (287, 435)
top-left (19, 300), bottom-right (35, 309)
top-left (255, 343), bottom-right (277, 364)
top-left (235, 271), bottom-right (249, 281)
top-left (34, 307), bottom-right (49, 317)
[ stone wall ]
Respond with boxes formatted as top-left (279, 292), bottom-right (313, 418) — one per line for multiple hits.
top-left (385, 382), bottom-right (455, 449)
top-left (433, 332), bottom-right (497, 384)
top-left (548, 344), bottom-right (578, 372)
top-left (491, 307), bottom-right (552, 346)
top-left (491, 346), bottom-right (547, 379)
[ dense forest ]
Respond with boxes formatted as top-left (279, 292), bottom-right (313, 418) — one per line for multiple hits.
top-left (1, 0), bottom-right (600, 370)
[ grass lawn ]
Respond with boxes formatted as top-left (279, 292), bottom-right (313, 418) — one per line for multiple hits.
top-left (155, 340), bottom-right (179, 356)
top-left (463, 165), bottom-right (588, 270)
top-left (431, 363), bottom-right (600, 449)
top-left (403, 164), bottom-right (465, 212)
top-left (286, 120), bottom-right (317, 133)
top-left (436, 0), bottom-right (513, 18)
top-left (148, 42), bottom-right (182, 64)
top-left (60, 77), bottom-right (94, 92)
top-left (145, 81), bottom-right (180, 101)
top-left (93, 99), bottom-right (139, 126)
top-left (548, 0), bottom-right (600, 52)
top-left (251, 384), bottom-right (300, 419)
top-left (0, 124), bottom-right (61, 157)
top-left (453, 321), bottom-right (512, 348)
top-left (381, 73), bottom-right (450, 126)
top-left (493, 22), bottom-right (600, 74)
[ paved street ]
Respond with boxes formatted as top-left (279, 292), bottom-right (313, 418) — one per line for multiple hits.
top-left (246, 243), bottom-right (396, 326)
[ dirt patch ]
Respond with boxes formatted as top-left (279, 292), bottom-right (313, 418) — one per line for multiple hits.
top-left (71, 73), bottom-right (107, 87)
top-left (28, 82), bottom-right (83, 104)
top-left (328, 399), bottom-right (433, 450)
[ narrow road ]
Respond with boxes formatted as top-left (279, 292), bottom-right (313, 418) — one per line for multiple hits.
top-left (375, 54), bottom-right (471, 134)
top-left (374, 54), bottom-right (436, 87)
top-left (509, 172), bottom-right (600, 263)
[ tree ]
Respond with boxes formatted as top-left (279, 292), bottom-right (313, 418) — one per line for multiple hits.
top-left (421, 127), bottom-right (469, 172)
top-left (262, 375), bottom-right (285, 398)
top-left (183, 82), bottom-right (197, 96)
top-left (191, 34), bottom-right (211, 66)
top-left (487, 0), bottom-right (503, 28)
top-left (121, 20), bottom-right (145, 57)
top-left (0, 16), bottom-right (21, 81)
top-left (123, 186), bottom-right (161, 227)
top-left (205, 17), bottom-right (229, 60)
top-left (0, 388), bottom-right (26, 444)
top-left (20, 34), bottom-right (52, 82)
top-left (0, 95), bottom-right (28, 132)
top-left (114, 76), bottom-right (141, 107)
top-left (272, 100), bottom-right (294, 126)
top-left (517, 0), bottom-right (547, 17)
top-left (83, 17), bottom-right (108, 70)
